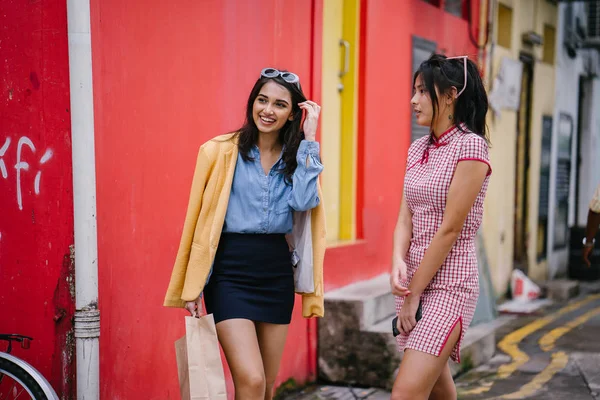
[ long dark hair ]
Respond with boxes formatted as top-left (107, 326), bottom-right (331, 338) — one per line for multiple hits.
top-left (233, 72), bottom-right (307, 184)
top-left (414, 54), bottom-right (489, 143)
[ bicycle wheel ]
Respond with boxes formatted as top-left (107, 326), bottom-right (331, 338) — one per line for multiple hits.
top-left (0, 356), bottom-right (48, 400)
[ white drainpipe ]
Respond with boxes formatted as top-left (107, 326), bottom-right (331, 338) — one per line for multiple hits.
top-left (66, 0), bottom-right (100, 398)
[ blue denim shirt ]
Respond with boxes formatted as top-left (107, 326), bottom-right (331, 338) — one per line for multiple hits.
top-left (223, 140), bottom-right (323, 234)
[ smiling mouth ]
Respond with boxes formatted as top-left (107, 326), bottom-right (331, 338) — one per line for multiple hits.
top-left (260, 116), bottom-right (276, 124)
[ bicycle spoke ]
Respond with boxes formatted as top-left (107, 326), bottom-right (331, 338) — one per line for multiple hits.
top-left (12, 383), bottom-right (28, 400)
top-left (1, 383), bottom-right (13, 400)
top-left (0, 381), bottom-right (28, 400)
top-left (1, 354), bottom-right (50, 400)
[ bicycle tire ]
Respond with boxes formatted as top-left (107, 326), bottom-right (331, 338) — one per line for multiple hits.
top-left (0, 356), bottom-right (48, 400)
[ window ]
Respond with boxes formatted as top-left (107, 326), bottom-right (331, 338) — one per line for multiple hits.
top-left (445, 0), bottom-right (465, 18)
top-left (498, 4), bottom-right (513, 49)
top-left (411, 36), bottom-right (437, 142)
top-left (543, 24), bottom-right (556, 64)
top-left (422, 0), bottom-right (468, 19)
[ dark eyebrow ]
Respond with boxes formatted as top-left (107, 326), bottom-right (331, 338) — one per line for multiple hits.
top-left (257, 93), bottom-right (289, 105)
top-left (414, 84), bottom-right (425, 90)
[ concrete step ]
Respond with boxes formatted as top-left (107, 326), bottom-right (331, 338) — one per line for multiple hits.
top-left (319, 276), bottom-right (516, 390)
top-left (367, 315), bottom-right (516, 378)
top-left (319, 324), bottom-right (401, 389)
top-left (540, 279), bottom-right (580, 302)
top-left (324, 274), bottom-right (395, 330)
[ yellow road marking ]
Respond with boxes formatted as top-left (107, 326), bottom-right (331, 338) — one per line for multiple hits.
top-left (539, 306), bottom-right (600, 351)
top-left (459, 294), bottom-right (600, 396)
top-left (497, 305), bottom-right (600, 398)
top-left (497, 352), bottom-right (569, 399)
top-left (460, 384), bottom-right (494, 395)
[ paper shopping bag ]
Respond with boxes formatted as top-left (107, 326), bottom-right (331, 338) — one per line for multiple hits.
top-left (175, 315), bottom-right (227, 400)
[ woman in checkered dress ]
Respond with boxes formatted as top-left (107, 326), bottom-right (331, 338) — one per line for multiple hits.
top-left (390, 54), bottom-right (491, 400)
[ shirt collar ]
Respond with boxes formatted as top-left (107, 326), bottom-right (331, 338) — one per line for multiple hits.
top-left (429, 124), bottom-right (463, 147)
top-left (251, 144), bottom-right (286, 165)
top-left (251, 144), bottom-right (286, 152)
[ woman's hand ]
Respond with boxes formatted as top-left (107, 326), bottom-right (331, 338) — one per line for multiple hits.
top-left (390, 258), bottom-right (411, 297)
top-left (184, 296), bottom-right (205, 318)
top-left (583, 245), bottom-right (593, 267)
top-left (397, 294), bottom-right (420, 335)
top-left (299, 100), bottom-right (321, 141)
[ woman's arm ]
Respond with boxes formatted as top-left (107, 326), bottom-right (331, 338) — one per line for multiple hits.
top-left (289, 101), bottom-right (323, 211)
top-left (397, 160), bottom-right (488, 333)
top-left (288, 140), bottom-right (324, 211)
top-left (391, 194), bottom-right (413, 296)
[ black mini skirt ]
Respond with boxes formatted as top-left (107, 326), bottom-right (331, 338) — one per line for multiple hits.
top-left (203, 233), bottom-right (295, 324)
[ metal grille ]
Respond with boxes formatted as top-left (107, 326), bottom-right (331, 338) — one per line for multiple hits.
top-left (589, 1), bottom-right (600, 39)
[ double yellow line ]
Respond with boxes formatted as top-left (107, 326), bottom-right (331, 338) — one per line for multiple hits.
top-left (460, 294), bottom-right (600, 397)
top-left (500, 304), bottom-right (600, 399)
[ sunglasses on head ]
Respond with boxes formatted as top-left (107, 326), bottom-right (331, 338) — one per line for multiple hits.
top-left (445, 56), bottom-right (468, 98)
top-left (260, 68), bottom-right (300, 89)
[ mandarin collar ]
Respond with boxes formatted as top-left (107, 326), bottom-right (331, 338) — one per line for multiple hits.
top-left (429, 124), bottom-right (462, 147)
top-left (421, 124), bottom-right (463, 165)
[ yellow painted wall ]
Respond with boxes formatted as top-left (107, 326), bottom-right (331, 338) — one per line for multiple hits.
top-left (483, 46), bottom-right (518, 297)
top-left (533, 2), bottom-right (558, 62)
top-left (528, 62), bottom-right (555, 282)
top-left (482, 0), bottom-right (557, 296)
top-left (527, 1), bottom-right (557, 281)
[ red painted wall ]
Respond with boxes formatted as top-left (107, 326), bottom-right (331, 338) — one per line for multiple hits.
top-left (90, 1), bottom-right (321, 398)
top-left (0, 0), bottom-right (75, 398)
top-left (324, 0), bottom-right (480, 292)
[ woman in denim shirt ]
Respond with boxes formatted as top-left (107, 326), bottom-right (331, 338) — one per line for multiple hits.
top-left (185, 68), bottom-right (323, 399)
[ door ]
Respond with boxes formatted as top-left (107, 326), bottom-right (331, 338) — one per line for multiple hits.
top-left (514, 56), bottom-right (533, 273)
top-left (321, 0), bottom-right (360, 241)
top-left (574, 77), bottom-right (593, 227)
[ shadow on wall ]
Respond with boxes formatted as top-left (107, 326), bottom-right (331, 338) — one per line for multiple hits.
top-left (472, 230), bottom-right (498, 326)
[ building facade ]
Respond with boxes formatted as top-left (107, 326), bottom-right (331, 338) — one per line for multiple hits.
top-left (481, 0), bottom-right (600, 296)
top-left (0, 1), bottom-right (76, 397)
top-left (552, 1), bottom-right (600, 279)
top-left (0, 0), bottom-right (505, 398)
top-left (481, 0), bottom-right (559, 296)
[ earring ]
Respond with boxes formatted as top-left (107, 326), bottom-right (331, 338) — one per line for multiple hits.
top-left (448, 114), bottom-right (453, 120)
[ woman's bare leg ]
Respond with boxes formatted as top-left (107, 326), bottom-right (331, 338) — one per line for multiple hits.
top-left (255, 322), bottom-right (289, 400)
top-left (217, 319), bottom-right (266, 400)
top-left (391, 321), bottom-right (461, 400)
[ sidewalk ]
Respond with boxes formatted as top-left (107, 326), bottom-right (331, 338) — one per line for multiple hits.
top-left (281, 280), bottom-right (600, 400)
top-left (456, 281), bottom-right (600, 399)
top-left (280, 385), bottom-right (390, 400)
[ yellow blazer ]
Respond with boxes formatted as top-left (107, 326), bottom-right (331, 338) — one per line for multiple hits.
top-left (163, 133), bottom-right (326, 318)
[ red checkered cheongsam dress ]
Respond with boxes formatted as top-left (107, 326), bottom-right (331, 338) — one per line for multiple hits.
top-left (395, 124), bottom-right (491, 363)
